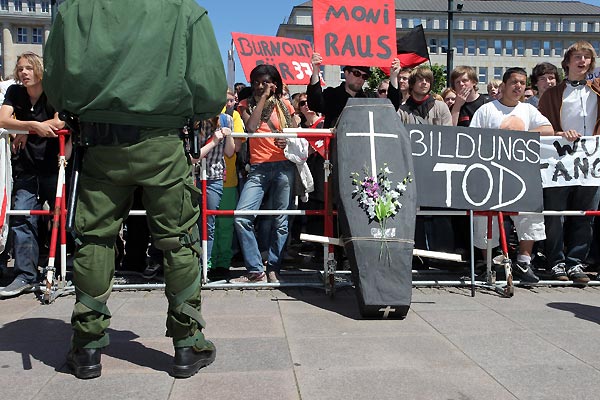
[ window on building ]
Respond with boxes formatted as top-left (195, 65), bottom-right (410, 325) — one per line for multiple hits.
top-left (456, 39), bottom-right (464, 55)
top-left (563, 20), bottom-right (572, 32)
top-left (27, 0), bottom-right (34, 12)
top-left (429, 38), bottom-right (438, 54)
top-left (478, 39), bottom-right (487, 55)
top-left (32, 27), bottom-right (43, 44)
top-left (467, 39), bottom-right (476, 55)
top-left (524, 21), bottom-right (532, 31)
top-left (413, 18), bottom-right (421, 28)
top-left (532, 40), bottom-right (540, 56)
top-left (542, 40), bottom-right (551, 56)
top-left (587, 22), bottom-right (595, 33)
top-left (0, 0), bottom-right (8, 11)
top-left (488, 19), bottom-right (496, 30)
top-left (550, 21), bottom-right (559, 32)
top-left (476, 20), bottom-right (484, 31)
top-left (514, 21), bottom-right (522, 31)
top-left (591, 41), bottom-right (600, 56)
top-left (17, 27), bottom-right (28, 43)
top-left (478, 67), bottom-right (488, 83)
top-left (505, 40), bottom-right (513, 56)
top-left (439, 18), bottom-right (447, 30)
top-left (575, 21), bottom-right (583, 32)
top-left (494, 39), bottom-right (502, 55)
top-left (401, 18), bottom-right (408, 29)
top-left (554, 40), bottom-right (563, 57)
top-left (462, 19), bottom-right (471, 30)
top-left (501, 19), bottom-right (509, 30)
top-left (41, 1), bottom-right (49, 13)
top-left (14, 0), bottom-right (22, 11)
top-left (440, 38), bottom-right (448, 54)
top-left (493, 67), bottom-right (503, 80)
top-left (516, 40), bottom-right (524, 56)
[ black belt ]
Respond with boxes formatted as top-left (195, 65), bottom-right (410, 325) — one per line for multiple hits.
top-left (80, 122), bottom-right (141, 146)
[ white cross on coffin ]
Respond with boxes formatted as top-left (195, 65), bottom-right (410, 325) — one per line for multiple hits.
top-left (379, 305), bottom-right (396, 318)
top-left (345, 111), bottom-right (398, 174)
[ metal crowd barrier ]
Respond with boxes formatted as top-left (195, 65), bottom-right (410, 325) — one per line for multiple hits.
top-left (3, 128), bottom-right (599, 304)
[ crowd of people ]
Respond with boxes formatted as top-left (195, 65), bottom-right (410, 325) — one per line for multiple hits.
top-left (1, 39), bottom-right (600, 298)
top-left (0, 0), bottom-right (598, 379)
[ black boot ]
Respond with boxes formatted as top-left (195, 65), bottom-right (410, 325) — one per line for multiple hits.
top-left (66, 347), bottom-right (102, 379)
top-left (172, 340), bottom-right (216, 378)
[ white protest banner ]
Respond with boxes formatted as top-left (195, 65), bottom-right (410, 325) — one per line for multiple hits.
top-left (540, 135), bottom-right (600, 188)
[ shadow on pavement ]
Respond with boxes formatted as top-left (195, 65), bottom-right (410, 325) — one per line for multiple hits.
top-left (0, 318), bottom-right (172, 374)
top-left (276, 286), bottom-right (363, 319)
top-left (546, 302), bottom-right (600, 325)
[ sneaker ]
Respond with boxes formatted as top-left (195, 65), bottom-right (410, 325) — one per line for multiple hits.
top-left (229, 272), bottom-right (267, 283)
top-left (0, 278), bottom-right (34, 297)
top-left (512, 261), bottom-right (540, 284)
top-left (267, 271), bottom-right (282, 283)
top-left (566, 264), bottom-right (590, 284)
top-left (142, 260), bottom-right (163, 280)
top-left (550, 263), bottom-right (569, 281)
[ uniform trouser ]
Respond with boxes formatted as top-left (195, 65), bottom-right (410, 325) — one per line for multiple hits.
top-left (71, 132), bottom-right (207, 350)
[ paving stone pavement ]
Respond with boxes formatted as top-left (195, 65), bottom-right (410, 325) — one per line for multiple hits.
top-left (1, 285), bottom-right (600, 400)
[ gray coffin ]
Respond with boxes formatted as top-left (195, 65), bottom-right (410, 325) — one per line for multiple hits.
top-left (335, 98), bottom-right (416, 319)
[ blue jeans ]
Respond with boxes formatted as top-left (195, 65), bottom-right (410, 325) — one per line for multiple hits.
top-left (544, 186), bottom-right (600, 268)
top-left (11, 174), bottom-right (58, 283)
top-left (197, 178), bottom-right (223, 265)
top-left (234, 160), bottom-right (294, 273)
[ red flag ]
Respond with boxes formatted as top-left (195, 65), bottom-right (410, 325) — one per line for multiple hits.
top-left (380, 24), bottom-right (430, 75)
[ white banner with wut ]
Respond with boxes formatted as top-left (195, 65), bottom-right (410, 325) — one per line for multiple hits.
top-left (540, 135), bottom-right (600, 188)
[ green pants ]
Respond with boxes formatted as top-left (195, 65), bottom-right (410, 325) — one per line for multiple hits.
top-left (71, 131), bottom-right (207, 349)
top-left (210, 186), bottom-right (237, 268)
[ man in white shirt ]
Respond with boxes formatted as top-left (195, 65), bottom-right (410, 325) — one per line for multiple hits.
top-left (538, 41), bottom-right (600, 284)
top-left (470, 67), bottom-right (554, 283)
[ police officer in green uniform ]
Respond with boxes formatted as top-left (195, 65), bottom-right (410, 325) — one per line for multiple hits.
top-left (43, 0), bottom-right (226, 379)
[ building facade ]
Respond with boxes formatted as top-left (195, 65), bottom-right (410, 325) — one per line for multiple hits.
top-left (277, 0), bottom-right (600, 93)
top-left (0, 0), bottom-right (59, 79)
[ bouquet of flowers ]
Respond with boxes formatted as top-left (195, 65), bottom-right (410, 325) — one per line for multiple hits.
top-left (350, 163), bottom-right (411, 262)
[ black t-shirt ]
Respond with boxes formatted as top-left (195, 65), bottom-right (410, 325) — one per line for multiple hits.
top-left (3, 84), bottom-right (59, 177)
top-left (306, 83), bottom-right (374, 129)
top-left (457, 94), bottom-right (489, 127)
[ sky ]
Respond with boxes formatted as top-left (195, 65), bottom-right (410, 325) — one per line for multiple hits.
top-left (202, 0), bottom-right (304, 85)
top-left (201, 0), bottom-right (600, 85)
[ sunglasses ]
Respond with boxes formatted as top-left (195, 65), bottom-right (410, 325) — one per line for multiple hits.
top-left (298, 100), bottom-right (307, 107)
top-left (350, 69), bottom-right (369, 80)
top-left (377, 89), bottom-right (387, 94)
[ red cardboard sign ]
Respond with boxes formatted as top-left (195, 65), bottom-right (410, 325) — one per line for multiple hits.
top-left (232, 32), bottom-right (313, 85)
top-left (313, 0), bottom-right (396, 67)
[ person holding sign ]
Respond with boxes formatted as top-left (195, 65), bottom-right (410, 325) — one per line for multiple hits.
top-left (387, 58), bottom-right (412, 110)
top-left (306, 52), bottom-right (373, 129)
top-left (538, 41), bottom-right (600, 284)
top-left (470, 67), bottom-right (554, 283)
top-left (232, 64), bottom-right (297, 284)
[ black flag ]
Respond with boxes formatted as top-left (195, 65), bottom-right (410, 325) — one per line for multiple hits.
top-left (396, 24), bottom-right (429, 68)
